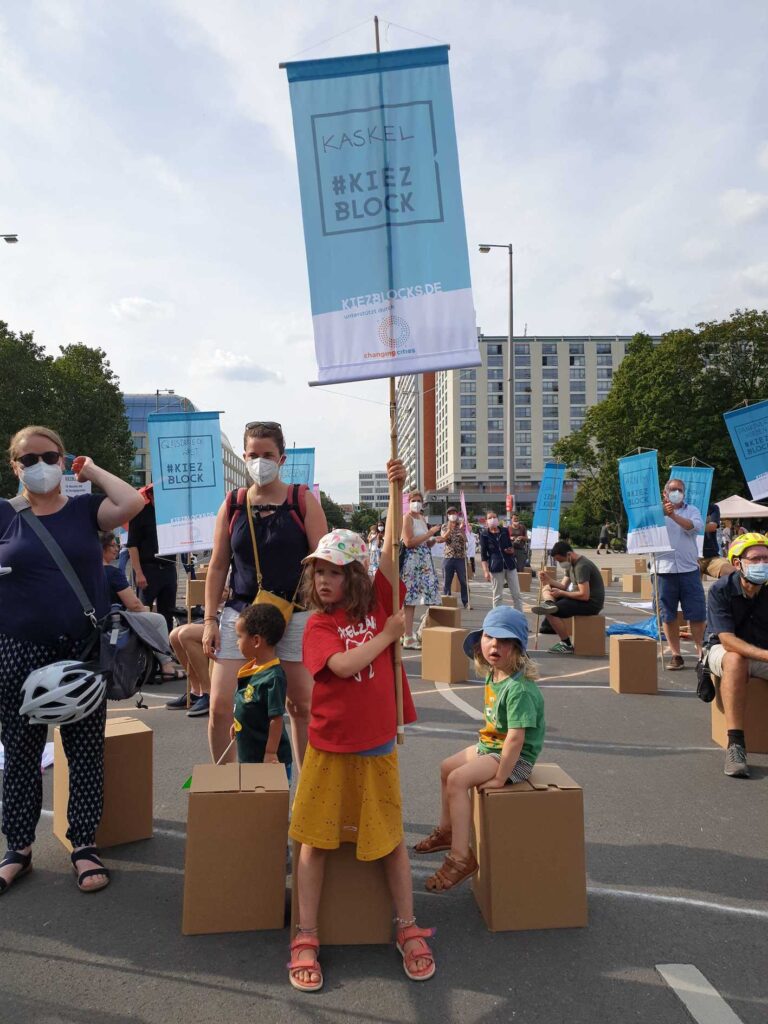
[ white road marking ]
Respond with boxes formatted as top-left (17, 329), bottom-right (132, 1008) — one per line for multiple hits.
top-left (409, 723), bottom-right (718, 752)
top-left (656, 964), bottom-right (747, 1022)
top-left (434, 679), bottom-right (484, 720)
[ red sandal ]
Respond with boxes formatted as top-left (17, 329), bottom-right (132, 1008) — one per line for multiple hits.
top-left (396, 923), bottom-right (436, 982)
top-left (287, 932), bottom-right (323, 993)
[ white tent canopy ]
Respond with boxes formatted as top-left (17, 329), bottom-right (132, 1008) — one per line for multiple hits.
top-left (714, 494), bottom-right (768, 518)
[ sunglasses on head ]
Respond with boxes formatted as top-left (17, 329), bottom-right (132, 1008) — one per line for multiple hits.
top-left (245, 420), bottom-right (282, 431)
top-left (16, 451), bottom-right (61, 468)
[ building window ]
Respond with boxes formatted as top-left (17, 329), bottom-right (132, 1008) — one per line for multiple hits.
top-left (488, 343), bottom-right (503, 355)
top-left (461, 459), bottom-right (476, 470)
top-left (515, 366), bottom-right (531, 379)
top-left (461, 445), bottom-right (477, 457)
top-left (596, 342), bottom-right (612, 354)
top-left (542, 381), bottom-right (559, 392)
top-left (488, 381), bottom-right (504, 393)
top-left (460, 433), bottom-right (476, 444)
top-left (488, 431), bottom-right (504, 444)
top-left (569, 343), bottom-right (584, 354)
top-left (514, 445), bottom-right (531, 457)
top-left (488, 418), bottom-right (503, 431)
top-left (514, 354), bottom-right (531, 367)
top-left (488, 354), bottom-right (503, 368)
top-left (541, 356), bottom-right (558, 367)
top-left (489, 395), bottom-right (504, 406)
top-left (541, 343), bottom-right (558, 355)
top-left (516, 393), bottom-right (531, 405)
top-left (542, 394), bottom-right (558, 407)
top-left (514, 343), bottom-right (530, 355)
top-left (460, 380), bottom-right (476, 393)
top-left (489, 445), bottom-right (504, 456)
top-left (460, 394), bottom-right (475, 407)
top-left (515, 419), bottom-right (531, 431)
top-left (542, 367), bottom-right (558, 379)
top-left (570, 367), bottom-right (586, 380)
top-left (460, 407), bottom-right (477, 419)
top-left (570, 418), bottom-right (584, 431)
top-left (487, 368), bottom-right (504, 380)
top-left (515, 458), bottom-right (532, 470)
top-left (597, 354), bottom-right (613, 366)
top-left (543, 431), bottom-right (559, 443)
top-left (597, 368), bottom-right (613, 379)
top-left (543, 418), bottom-right (559, 431)
top-left (489, 458), bottom-right (504, 469)
top-left (515, 431), bottom-right (531, 443)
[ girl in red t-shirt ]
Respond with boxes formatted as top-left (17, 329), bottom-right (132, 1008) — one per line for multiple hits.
top-left (287, 459), bottom-right (435, 993)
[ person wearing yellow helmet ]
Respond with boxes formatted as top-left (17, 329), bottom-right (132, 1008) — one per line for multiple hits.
top-left (705, 531), bottom-right (768, 778)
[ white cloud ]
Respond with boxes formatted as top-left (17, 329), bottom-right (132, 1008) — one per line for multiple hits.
top-left (736, 262), bottom-right (768, 294)
top-left (598, 270), bottom-right (653, 310)
top-left (720, 187), bottom-right (768, 225)
top-left (758, 142), bottom-right (768, 171)
top-left (189, 348), bottom-right (285, 383)
top-left (680, 237), bottom-right (720, 262)
top-left (111, 297), bottom-right (176, 321)
top-left (131, 154), bottom-right (191, 197)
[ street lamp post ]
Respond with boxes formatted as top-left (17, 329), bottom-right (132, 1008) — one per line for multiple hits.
top-left (1, 234), bottom-right (19, 244)
top-left (155, 388), bottom-right (175, 412)
top-left (479, 243), bottom-right (514, 509)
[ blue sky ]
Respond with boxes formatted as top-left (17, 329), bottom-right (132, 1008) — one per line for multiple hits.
top-left (1, 0), bottom-right (767, 501)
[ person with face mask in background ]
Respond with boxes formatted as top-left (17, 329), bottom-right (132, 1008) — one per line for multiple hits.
top-left (441, 507), bottom-right (469, 609)
top-left (368, 521), bottom-right (385, 579)
top-left (0, 425), bottom-right (145, 896)
top-left (654, 478), bottom-right (707, 670)
top-left (703, 533), bottom-right (768, 778)
top-left (480, 511), bottom-right (523, 611)
top-left (400, 491), bottom-right (441, 649)
top-left (201, 422), bottom-right (328, 769)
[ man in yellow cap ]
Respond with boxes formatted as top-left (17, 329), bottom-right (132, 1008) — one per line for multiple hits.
top-left (705, 532), bottom-right (768, 778)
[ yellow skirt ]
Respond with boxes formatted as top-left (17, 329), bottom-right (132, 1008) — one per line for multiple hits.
top-left (289, 744), bottom-right (403, 861)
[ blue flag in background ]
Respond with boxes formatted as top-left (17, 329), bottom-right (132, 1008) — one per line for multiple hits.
top-left (530, 463), bottom-right (566, 550)
top-left (724, 400), bottom-right (768, 501)
top-left (147, 412), bottom-right (223, 555)
top-left (670, 464), bottom-right (714, 556)
top-left (281, 447), bottom-right (315, 487)
top-left (284, 45), bottom-right (479, 384)
top-left (618, 451), bottom-right (672, 554)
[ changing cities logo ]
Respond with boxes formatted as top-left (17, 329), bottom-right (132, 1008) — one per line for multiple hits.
top-left (377, 314), bottom-right (410, 347)
top-left (310, 101), bottom-right (444, 236)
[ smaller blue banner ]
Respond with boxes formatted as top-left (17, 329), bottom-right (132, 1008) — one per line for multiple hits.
top-left (724, 400), bottom-right (768, 501)
top-left (670, 464), bottom-right (714, 553)
top-left (530, 463), bottom-right (565, 550)
top-left (147, 412), bottom-right (224, 555)
top-left (281, 447), bottom-right (315, 487)
top-left (618, 451), bottom-right (672, 554)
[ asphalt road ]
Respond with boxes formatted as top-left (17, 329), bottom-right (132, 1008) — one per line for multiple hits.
top-left (1, 550), bottom-right (766, 1024)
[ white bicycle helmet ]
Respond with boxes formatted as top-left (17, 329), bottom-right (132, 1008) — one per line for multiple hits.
top-left (19, 660), bottom-right (106, 726)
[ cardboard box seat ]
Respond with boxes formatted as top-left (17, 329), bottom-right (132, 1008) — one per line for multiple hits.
top-left (609, 635), bottom-right (658, 694)
top-left (421, 626), bottom-right (469, 683)
top-left (54, 715), bottom-right (153, 851)
top-left (472, 763), bottom-right (587, 931)
top-left (711, 675), bottom-right (768, 753)
top-left (182, 762), bottom-right (289, 934)
top-left (422, 605), bottom-right (462, 630)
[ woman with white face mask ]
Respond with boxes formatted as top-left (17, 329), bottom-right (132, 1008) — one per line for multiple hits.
top-left (201, 422), bottom-right (328, 769)
top-left (0, 425), bottom-right (145, 897)
top-left (400, 491), bottom-right (441, 648)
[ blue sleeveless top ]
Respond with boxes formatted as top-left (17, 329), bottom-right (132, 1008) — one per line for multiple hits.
top-left (227, 488), bottom-right (309, 610)
top-left (0, 494), bottom-right (108, 644)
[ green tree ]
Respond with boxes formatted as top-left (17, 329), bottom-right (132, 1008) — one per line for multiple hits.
top-left (350, 505), bottom-right (380, 536)
top-left (553, 310), bottom-right (768, 535)
top-left (320, 490), bottom-right (348, 529)
top-left (0, 322), bottom-right (134, 497)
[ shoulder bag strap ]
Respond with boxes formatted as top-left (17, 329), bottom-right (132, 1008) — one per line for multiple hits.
top-left (10, 496), bottom-right (97, 625)
top-left (245, 490), bottom-right (264, 589)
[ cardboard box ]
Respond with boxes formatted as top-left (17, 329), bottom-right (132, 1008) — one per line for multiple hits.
top-left (634, 558), bottom-right (647, 573)
top-left (182, 763), bottom-right (289, 934)
top-left (291, 841), bottom-right (392, 944)
top-left (421, 626), bottom-right (470, 683)
top-left (609, 636), bottom-right (658, 694)
top-left (599, 567), bottom-right (612, 586)
top-left (518, 571), bottom-right (532, 592)
top-left (711, 676), bottom-right (768, 753)
top-left (622, 574), bottom-right (641, 593)
top-left (472, 763), bottom-right (587, 931)
top-left (53, 716), bottom-right (153, 851)
top-left (640, 577), bottom-right (654, 601)
top-left (423, 605), bottom-right (462, 630)
top-left (441, 594), bottom-right (459, 608)
top-left (571, 614), bottom-right (606, 656)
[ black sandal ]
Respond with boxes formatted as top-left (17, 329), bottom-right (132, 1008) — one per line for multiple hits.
top-left (71, 846), bottom-right (110, 893)
top-left (0, 849), bottom-right (33, 896)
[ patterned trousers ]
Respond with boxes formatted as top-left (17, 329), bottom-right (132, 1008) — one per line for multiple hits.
top-left (0, 632), bottom-right (106, 850)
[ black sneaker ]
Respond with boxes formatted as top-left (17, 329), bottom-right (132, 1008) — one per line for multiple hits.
top-left (187, 693), bottom-right (210, 717)
top-left (166, 692), bottom-right (194, 710)
top-left (724, 743), bottom-right (749, 778)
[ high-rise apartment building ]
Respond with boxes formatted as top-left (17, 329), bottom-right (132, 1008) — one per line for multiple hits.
top-left (397, 335), bottom-right (659, 509)
top-left (358, 470), bottom-right (390, 510)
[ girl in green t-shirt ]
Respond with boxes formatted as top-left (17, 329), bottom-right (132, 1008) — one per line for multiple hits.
top-left (414, 607), bottom-right (545, 892)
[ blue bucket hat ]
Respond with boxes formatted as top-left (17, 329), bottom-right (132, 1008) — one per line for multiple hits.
top-left (463, 606), bottom-right (529, 658)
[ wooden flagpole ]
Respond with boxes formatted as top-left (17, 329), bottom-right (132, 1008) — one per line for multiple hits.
top-left (374, 14), bottom-right (405, 745)
top-left (532, 464), bottom-right (560, 652)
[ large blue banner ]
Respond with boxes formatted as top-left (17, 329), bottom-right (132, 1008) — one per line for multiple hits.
top-left (618, 451), bottom-right (672, 554)
top-left (281, 447), bottom-right (315, 486)
top-left (530, 463), bottom-right (566, 550)
top-left (284, 45), bottom-right (480, 384)
top-left (670, 464), bottom-right (714, 555)
top-left (724, 400), bottom-right (768, 501)
top-left (147, 412), bottom-right (224, 555)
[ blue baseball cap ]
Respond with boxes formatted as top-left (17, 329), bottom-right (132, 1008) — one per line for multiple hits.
top-left (463, 606), bottom-right (529, 658)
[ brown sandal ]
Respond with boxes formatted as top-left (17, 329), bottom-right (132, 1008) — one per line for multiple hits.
top-left (425, 850), bottom-right (479, 892)
top-left (413, 826), bottom-right (452, 855)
